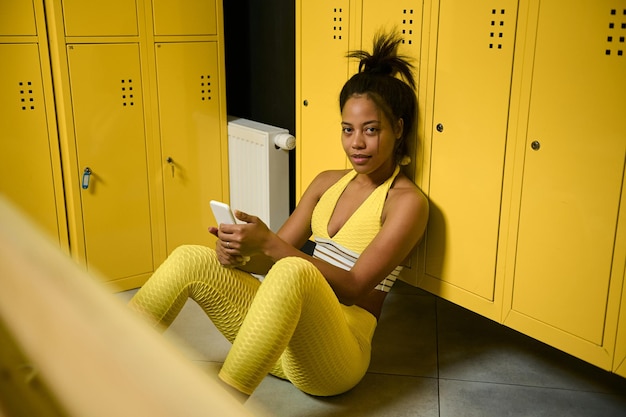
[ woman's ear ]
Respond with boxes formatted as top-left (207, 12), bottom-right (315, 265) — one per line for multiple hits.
top-left (395, 118), bottom-right (404, 139)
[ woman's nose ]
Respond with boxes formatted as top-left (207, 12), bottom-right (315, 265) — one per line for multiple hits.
top-left (351, 131), bottom-right (366, 148)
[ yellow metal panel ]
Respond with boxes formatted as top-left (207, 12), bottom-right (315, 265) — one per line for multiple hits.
top-left (155, 42), bottom-right (223, 253)
top-left (66, 43), bottom-right (153, 281)
top-left (0, 44), bottom-right (61, 241)
top-left (62, 0), bottom-right (138, 37)
top-left (152, 0), bottom-right (217, 36)
top-left (424, 0), bottom-right (519, 301)
top-left (0, 0), bottom-right (36, 36)
top-left (298, 0), bottom-right (352, 195)
top-left (512, 1), bottom-right (626, 345)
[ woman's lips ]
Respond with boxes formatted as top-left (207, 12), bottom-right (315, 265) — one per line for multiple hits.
top-left (351, 154), bottom-right (371, 164)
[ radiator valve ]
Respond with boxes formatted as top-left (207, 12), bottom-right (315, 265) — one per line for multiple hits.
top-left (274, 133), bottom-right (296, 151)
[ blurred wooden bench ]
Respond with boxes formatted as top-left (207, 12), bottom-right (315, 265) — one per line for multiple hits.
top-left (0, 196), bottom-right (252, 417)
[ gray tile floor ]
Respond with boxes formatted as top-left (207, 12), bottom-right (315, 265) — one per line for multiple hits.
top-left (118, 281), bottom-right (626, 416)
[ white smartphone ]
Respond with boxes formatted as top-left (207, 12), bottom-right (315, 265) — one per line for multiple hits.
top-left (210, 200), bottom-right (236, 225)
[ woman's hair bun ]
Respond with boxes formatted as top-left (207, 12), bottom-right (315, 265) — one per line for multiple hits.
top-left (347, 31), bottom-right (416, 89)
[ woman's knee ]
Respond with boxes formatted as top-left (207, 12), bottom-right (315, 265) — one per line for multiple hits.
top-left (168, 244), bottom-right (209, 257)
top-left (272, 256), bottom-right (318, 276)
top-left (264, 257), bottom-right (324, 290)
top-left (167, 245), bottom-right (219, 266)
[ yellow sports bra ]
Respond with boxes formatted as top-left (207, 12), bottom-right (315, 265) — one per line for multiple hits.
top-left (310, 166), bottom-right (403, 292)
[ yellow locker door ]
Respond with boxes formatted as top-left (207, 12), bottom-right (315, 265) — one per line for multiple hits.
top-left (0, 44), bottom-right (62, 242)
top-left (0, 0), bottom-right (36, 36)
top-left (155, 42), bottom-right (223, 253)
top-left (510, 1), bottom-right (626, 354)
top-left (152, 0), bottom-right (217, 36)
top-left (66, 43), bottom-right (153, 281)
top-left (61, 0), bottom-right (138, 37)
top-left (297, 0), bottom-right (352, 197)
top-left (422, 1), bottom-right (518, 309)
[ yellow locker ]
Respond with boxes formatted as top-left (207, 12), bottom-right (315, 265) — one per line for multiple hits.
top-left (0, 0), bottom-right (37, 36)
top-left (152, 0), bottom-right (217, 36)
top-left (420, 0), bottom-right (518, 313)
top-left (297, 0), bottom-right (353, 196)
top-left (61, 0), bottom-right (138, 37)
top-left (0, 43), bottom-right (62, 243)
top-left (66, 43), bottom-right (153, 282)
top-left (155, 42), bottom-right (223, 253)
top-left (506, 1), bottom-right (626, 367)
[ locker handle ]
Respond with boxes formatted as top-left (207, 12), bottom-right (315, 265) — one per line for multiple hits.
top-left (81, 167), bottom-right (92, 189)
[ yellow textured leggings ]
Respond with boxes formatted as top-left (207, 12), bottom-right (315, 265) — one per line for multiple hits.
top-left (128, 245), bottom-right (377, 396)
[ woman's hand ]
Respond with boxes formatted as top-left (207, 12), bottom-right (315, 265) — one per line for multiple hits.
top-left (209, 211), bottom-right (271, 267)
top-left (208, 226), bottom-right (246, 268)
top-left (221, 210), bottom-right (272, 255)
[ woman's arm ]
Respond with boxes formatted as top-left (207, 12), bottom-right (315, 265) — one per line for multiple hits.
top-left (261, 179), bottom-right (428, 304)
top-left (220, 175), bottom-right (428, 305)
top-left (213, 170), bottom-right (345, 274)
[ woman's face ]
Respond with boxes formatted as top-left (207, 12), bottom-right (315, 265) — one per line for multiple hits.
top-left (341, 95), bottom-right (402, 177)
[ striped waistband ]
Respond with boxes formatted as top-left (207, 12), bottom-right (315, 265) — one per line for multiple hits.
top-left (312, 237), bottom-right (402, 293)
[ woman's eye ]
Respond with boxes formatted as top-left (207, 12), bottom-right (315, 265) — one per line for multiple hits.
top-left (365, 127), bottom-right (378, 134)
top-left (342, 127), bottom-right (353, 134)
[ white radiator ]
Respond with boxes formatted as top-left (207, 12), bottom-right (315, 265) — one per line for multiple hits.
top-left (227, 117), bottom-right (295, 232)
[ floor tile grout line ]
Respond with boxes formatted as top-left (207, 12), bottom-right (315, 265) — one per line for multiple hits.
top-left (436, 376), bottom-right (626, 396)
top-left (364, 370), bottom-right (439, 381)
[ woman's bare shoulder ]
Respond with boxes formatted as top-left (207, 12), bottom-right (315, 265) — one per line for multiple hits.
top-left (392, 173), bottom-right (425, 196)
top-left (305, 169), bottom-right (352, 196)
top-left (385, 174), bottom-right (429, 216)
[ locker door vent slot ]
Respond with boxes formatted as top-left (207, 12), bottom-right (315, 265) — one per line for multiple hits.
top-left (489, 8), bottom-right (506, 50)
top-left (18, 81), bottom-right (35, 111)
top-left (201, 75), bottom-right (212, 101)
top-left (605, 9), bottom-right (625, 56)
top-left (333, 8), bottom-right (344, 40)
top-left (401, 9), bottom-right (416, 45)
top-left (121, 79), bottom-right (135, 107)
